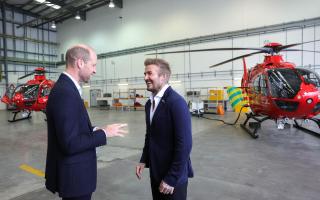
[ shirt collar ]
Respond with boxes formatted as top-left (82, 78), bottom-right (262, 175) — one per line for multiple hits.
top-left (150, 84), bottom-right (169, 101)
top-left (63, 71), bottom-right (82, 96)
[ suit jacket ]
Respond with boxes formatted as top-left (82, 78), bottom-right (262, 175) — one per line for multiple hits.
top-left (140, 86), bottom-right (194, 187)
top-left (45, 74), bottom-right (106, 198)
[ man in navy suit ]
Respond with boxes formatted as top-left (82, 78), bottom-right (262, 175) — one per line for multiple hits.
top-left (136, 58), bottom-right (193, 200)
top-left (45, 44), bottom-right (127, 200)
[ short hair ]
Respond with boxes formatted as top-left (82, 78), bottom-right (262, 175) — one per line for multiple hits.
top-left (144, 58), bottom-right (171, 79)
top-left (65, 45), bottom-right (91, 67)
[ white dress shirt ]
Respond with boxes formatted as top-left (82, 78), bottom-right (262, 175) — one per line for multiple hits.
top-left (149, 84), bottom-right (169, 124)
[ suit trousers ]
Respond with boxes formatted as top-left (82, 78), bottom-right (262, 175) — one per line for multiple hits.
top-left (62, 193), bottom-right (92, 200)
top-left (151, 179), bottom-right (188, 200)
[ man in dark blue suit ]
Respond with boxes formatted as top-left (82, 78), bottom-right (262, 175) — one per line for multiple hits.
top-left (45, 44), bottom-right (127, 200)
top-left (136, 58), bottom-right (193, 200)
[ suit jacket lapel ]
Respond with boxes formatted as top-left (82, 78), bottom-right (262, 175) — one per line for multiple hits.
top-left (60, 74), bottom-right (92, 130)
top-left (60, 74), bottom-right (82, 99)
top-left (146, 99), bottom-right (151, 126)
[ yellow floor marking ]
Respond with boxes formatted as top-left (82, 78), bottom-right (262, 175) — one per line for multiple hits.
top-left (19, 164), bottom-right (45, 177)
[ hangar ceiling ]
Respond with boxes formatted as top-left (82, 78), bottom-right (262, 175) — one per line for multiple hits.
top-left (3, 0), bottom-right (123, 28)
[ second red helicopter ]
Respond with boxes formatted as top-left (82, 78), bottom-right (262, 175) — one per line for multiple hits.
top-left (1, 67), bottom-right (55, 122)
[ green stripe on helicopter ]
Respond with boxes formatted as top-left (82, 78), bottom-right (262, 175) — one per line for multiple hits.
top-left (227, 86), bottom-right (249, 112)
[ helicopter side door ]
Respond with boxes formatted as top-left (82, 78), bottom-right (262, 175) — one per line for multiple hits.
top-left (251, 75), bottom-right (262, 113)
top-left (250, 74), bottom-right (271, 115)
top-left (259, 74), bottom-right (271, 114)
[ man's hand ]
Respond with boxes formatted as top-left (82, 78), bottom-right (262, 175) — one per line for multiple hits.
top-left (159, 180), bottom-right (174, 195)
top-left (102, 123), bottom-right (128, 137)
top-left (135, 163), bottom-right (145, 180)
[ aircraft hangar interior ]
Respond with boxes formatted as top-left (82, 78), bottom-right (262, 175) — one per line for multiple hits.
top-left (0, 0), bottom-right (320, 199)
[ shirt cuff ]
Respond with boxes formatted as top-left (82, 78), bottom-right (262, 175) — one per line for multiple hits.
top-left (93, 126), bottom-right (107, 137)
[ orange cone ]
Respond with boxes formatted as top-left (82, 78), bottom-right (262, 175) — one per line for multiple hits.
top-left (217, 103), bottom-right (224, 115)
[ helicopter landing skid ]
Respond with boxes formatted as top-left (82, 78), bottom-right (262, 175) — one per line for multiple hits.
top-left (8, 110), bottom-right (32, 122)
top-left (240, 112), bottom-right (269, 138)
top-left (293, 118), bottom-right (320, 138)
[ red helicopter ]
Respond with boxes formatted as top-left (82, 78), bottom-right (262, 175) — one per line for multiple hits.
top-left (149, 41), bottom-right (320, 138)
top-left (1, 67), bottom-right (55, 122)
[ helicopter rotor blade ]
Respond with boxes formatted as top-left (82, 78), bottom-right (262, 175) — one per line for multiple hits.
top-left (146, 47), bottom-right (267, 55)
top-left (146, 39), bottom-right (320, 56)
top-left (275, 39), bottom-right (320, 52)
top-left (209, 51), bottom-right (264, 68)
top-left (300, 39), bottom-right (320, 45)
top-left (274, 43), bottom-right (302, 53)
top-left (144, 39), bottom-right (320, 68)
top-left (43, 71), bottom-right (61, 73)
top-left (282, 49), bottom-right (320, 53)
top-left (18, 72), bottom-right (35, 80)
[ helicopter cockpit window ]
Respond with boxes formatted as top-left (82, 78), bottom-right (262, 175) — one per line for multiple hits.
top-left (296, 68), bottom-right (320, 88)
top-left (253, 76), bottom-right (260, 94)
top-left (41, 86), bottom-right (51, 97)
top-left (260, 75), bottom-right (268, 96)
top-left (268, 69), bottom-right (301, 99)
top-left (23, 85), bottom-right (39, 101)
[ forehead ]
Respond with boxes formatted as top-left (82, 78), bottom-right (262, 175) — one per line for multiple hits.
top-left (145, 64), bottom-right (159, 72)
top-left (89, 51), bottom-right (97, 63)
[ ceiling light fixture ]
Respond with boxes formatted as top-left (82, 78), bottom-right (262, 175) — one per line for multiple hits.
top-left (75, 12), bottom-right (81, 20)
top-left (108, 0), bottom-right (115, 8)
top-left (51, 21), bottom-right (56, 29)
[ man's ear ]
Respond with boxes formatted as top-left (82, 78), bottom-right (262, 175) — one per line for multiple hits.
top-left (76, 59), bottom-right (84, 69)
top-left (162, 74), bottom-right (169, 83)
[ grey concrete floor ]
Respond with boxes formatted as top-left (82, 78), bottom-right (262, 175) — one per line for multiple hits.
top-left (0, 109), bottom-right (320, 200)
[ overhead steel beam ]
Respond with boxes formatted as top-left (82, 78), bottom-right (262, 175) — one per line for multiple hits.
top-left (19, 0), bottom-right (34, 9)
top-left (46, 0), bottom-right (65, 6)
top-left (85, 0), bottom-right (122, 12)
top-left (84, 0), bottom-right (109, 13)
top-left (17, 0), bottom-right (84, 28)
top-left (34, 6), bottom-right (52, 15)
top-left (3, 2), bottom-right (40, 19)
top-left (51, 0), bottom-right (123, 25)
top-left (29, 0), bottom-right (64, 11)
top-left (114, 0), bottom-right (123, 9)
top-left (34, 10), bottom-right (86, 28)
top-left (54, 0), bottom-right (122, 25)
top-left (28, 2), bottom-right (44, 12)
